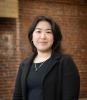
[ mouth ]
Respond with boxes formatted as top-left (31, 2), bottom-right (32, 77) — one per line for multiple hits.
top-left (39, 42), bottom-right (48, 44)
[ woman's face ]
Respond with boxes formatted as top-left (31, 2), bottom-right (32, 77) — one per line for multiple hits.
top-left (32, 21), bottom-right (54, 53)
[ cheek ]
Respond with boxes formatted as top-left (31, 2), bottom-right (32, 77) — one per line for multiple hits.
top-left (49, 35), bottom-right (54, 44)
top-left (32, 34), bottom-right (39, 46)
top-left (32, 33), bottom-right (37, 41)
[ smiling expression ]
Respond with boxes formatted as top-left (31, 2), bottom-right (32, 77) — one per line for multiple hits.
top-left (32, 21), bottom-right (54, 53)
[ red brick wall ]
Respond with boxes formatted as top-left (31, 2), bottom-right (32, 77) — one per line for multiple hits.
top-left (0, 0), bottom-right (87, 100)
top-left (0, 18), bottom-right (20, 100)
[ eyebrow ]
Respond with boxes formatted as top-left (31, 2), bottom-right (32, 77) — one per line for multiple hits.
top-left (35, 28), bottom-right (52, 30)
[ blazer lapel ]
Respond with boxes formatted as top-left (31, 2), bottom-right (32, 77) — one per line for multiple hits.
top-left (41, 53), bottom-right (62, 86)
top-left (21, 53), bottom-right (36, 99)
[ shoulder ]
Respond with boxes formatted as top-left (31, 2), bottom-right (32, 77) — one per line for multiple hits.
top-left (61, 54), bottom-right (74, 63)
top-left (62, 54), bottom-right (76, 66)
top-left (54, 52), bottom-right (74, 63)
top-left (61, 54), bottom-right (79, 76)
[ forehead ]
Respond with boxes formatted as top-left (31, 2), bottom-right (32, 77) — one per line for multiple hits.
top-left (35, 21), bottom-right (51, 29)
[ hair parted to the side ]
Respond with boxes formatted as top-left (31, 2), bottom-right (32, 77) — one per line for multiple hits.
top-left (28, 15), bottom-right (62, 55)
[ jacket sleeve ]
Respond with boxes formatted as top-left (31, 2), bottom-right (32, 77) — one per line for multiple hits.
top-left (62, 55), bottom-right (80, 100)
top-left (12, 63), bottom-right (23, 100)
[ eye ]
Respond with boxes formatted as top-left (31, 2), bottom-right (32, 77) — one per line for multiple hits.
top-left (35, 30), bottom-right (41, 34)
top-left (46, 31), bottom-right (52, 34)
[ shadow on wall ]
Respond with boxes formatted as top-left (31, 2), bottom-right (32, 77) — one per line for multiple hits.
top-left (0, 33), bottom-right (14, 57)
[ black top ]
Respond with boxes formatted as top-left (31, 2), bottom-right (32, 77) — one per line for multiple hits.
top-left (27, 59), bottom-right (50, 100)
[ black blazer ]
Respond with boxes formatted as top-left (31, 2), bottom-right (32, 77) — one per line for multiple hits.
top-left (13, 53), bottom-right (80, 100)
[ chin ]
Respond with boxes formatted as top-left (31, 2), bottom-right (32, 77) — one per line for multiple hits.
top-left (37, 47), bottom-right (52, 52)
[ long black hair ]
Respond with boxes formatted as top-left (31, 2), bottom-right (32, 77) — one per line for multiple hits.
top-left (28, 15), bottom-right (62, 55)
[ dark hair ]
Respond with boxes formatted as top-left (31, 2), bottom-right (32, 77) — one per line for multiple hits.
top-left (28, 15), bottom-right (62, 54)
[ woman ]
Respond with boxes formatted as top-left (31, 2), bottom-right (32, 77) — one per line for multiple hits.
top-left (13, 16), bottom-right (80, 100)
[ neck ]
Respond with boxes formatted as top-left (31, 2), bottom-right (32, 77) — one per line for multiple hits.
top-left (34, 50), bottom-right (52, 63)
top-left (38, 51), bottom-right (52, 58)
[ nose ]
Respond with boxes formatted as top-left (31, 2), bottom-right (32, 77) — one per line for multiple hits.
top-left (40, 32), bottom-right (46, 39)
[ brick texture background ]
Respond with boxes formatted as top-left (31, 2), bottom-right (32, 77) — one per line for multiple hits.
top-left (0, 0), bottom-right (87, 100)
top-left (0, 18), bottom-right (20, 100)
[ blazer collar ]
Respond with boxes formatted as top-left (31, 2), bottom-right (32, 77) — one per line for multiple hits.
top-left (22, 52), bottom-right (36, 81)
top-left (41, 53), bottom-right (62, 85)
top-left (21, 53), bottom-right (36, 99)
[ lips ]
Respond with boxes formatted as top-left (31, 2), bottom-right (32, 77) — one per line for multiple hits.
top-left (38, 42), bottom-right (48, 44)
